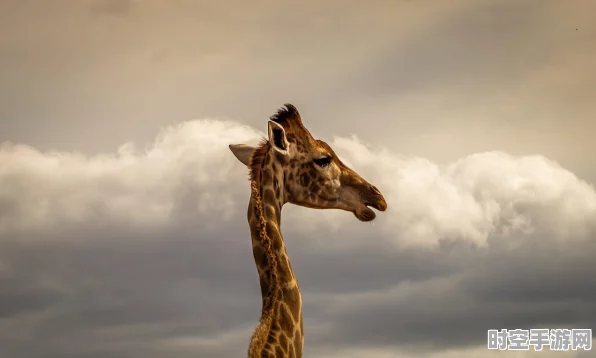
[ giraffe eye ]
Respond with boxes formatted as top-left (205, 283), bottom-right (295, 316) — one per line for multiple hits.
top-left (313, 156), bottom-right (332, 167)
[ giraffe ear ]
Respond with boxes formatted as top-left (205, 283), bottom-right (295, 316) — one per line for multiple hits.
top-left (229, 144), bottom-right (255, 166)
top-left (268, 121), bottom-right (289, 155)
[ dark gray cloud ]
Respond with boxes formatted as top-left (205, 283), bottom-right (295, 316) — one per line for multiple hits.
top-left (0, 119), bottom-right (594, 357)
top-left (306, 240), bottom-right (596, 351)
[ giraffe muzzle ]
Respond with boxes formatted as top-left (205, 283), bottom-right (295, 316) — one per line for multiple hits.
top-left (354, 185), bottom-right (387, 222)
top-left (365, 185), bottom-right (387, 212)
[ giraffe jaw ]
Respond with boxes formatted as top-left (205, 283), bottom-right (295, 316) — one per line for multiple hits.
top-left (355, 205), bottom-right (377, 222)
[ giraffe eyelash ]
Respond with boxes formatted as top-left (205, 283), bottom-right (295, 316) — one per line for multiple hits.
top-left (313, 156), bottom-right (332, 167)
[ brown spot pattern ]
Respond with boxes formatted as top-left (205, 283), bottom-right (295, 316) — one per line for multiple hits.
top-left (300, 172), bottom-right (310, 187)
top-left (279, 304), bottom-right (295, 333)
top-left (294, 330), bottom-right (303, 357)
top-left (283, 286), bottom-right (302, 321)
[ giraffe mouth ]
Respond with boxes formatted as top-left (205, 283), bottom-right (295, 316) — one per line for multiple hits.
top-left (365, 200), bottom-right (387, 212)
top-left (353, 196), bottom-right (387, 222)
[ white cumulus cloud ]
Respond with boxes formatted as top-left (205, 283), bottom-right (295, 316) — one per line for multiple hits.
top-left (1, 119), bottom-right (594, 250)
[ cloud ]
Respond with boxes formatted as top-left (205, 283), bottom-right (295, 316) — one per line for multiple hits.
top-left (306, 136), bottom-right (596, 248)
top-left (0, 120), bottom-right (261, 233)
top-left (89, 0), bottom-right (133, 16)
top-left (0, 119), bottom-right (594, 357)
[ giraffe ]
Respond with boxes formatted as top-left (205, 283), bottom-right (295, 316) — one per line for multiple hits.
top-left (229, 104), bottom-right (387, 358)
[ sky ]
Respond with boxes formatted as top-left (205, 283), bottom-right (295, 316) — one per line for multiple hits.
top-left (0, 0), bottom-right (595, 357)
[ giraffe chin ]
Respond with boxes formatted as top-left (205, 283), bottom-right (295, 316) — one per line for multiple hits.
top-left (354, 205), bottom-right (377, 222)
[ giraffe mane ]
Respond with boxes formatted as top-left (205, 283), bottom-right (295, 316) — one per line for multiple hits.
top-left (248, 139), bottom-right (270, 184)
top-left (247, 140), bottom-right (283, 354)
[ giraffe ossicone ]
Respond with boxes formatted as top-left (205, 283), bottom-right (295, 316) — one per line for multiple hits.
top-left (229, 104), bottom-right (387, 358)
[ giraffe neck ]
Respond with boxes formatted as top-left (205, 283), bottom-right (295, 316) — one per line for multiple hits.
top-left (246, 154), bottom-right (303, 357)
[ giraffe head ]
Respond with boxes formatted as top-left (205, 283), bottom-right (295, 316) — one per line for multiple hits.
top-left (230, 104), bottom-right (387, 221)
